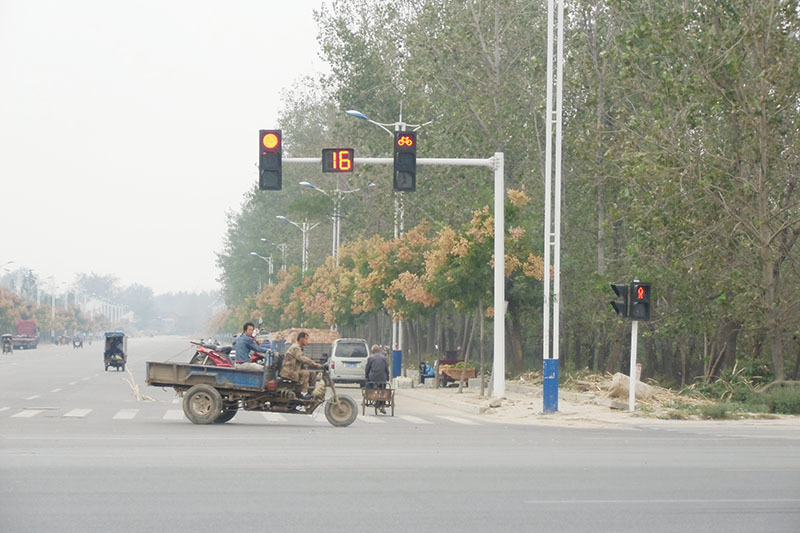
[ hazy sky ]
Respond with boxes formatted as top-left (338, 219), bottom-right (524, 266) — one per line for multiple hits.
top-left (0, 0), bottom-right (328, 294)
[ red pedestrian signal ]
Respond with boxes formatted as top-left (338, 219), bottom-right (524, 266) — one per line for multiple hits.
top-left (259, 129), bottom-right (282, 190)
top-left (629, 281), bottom-right (651, 321)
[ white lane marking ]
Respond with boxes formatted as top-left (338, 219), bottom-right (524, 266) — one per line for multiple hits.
top-left (64, 409), bottom-right (92, 418)
top-left (0, 407), bottom-right (10, 413)
top-left (437, 415), bottom-right (480, 425)
top-left (12, 409), bottom-right (44, 418)
top-left (113, 409), bottom-right (139, 420)
top-left (163, 410), bottom-right (184, 420)
top-left (69, 381), bottom-right (78, 385)
top-left (262, 412), bottom-right (287, 423)
top-left (50, 388), bottom-right (62, 393)
top-left (524, 498), bottom-right (800, 505)
top-left (25, 395), bottom-right (40, 400)
top-left (359, 415), bottom-right (386, 423)
top-left (398, 415), bottom-right (433, 425)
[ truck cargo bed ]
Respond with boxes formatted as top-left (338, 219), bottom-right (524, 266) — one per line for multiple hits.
top-left (146, 361), bottom-right (267, 391)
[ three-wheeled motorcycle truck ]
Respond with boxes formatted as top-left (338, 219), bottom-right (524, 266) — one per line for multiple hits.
top-left (146, 357), bottom-right (358, 427)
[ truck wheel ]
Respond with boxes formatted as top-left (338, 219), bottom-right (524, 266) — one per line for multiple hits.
top-left (324, 396), bottom-right (357, 427)
top-left (182, 384), bottom-right (222, 424)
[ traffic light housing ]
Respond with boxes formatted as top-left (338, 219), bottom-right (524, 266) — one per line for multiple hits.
top-left (259, 130), bottom-right (282, 190)
top-left (610, 283), bottom-right (629, 317)
top-left (629, 281), bottom-right (651, 321)
top-left (393, 131), bottom-right (417, 191)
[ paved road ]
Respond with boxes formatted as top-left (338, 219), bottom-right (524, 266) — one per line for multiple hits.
top-left (1, 337), bottom-right (799, 532)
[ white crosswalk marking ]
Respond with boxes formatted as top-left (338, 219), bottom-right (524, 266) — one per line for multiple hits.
top-left (359, 416), bottom-right (386, 424)
top-left (172, 398), bottom-right (180, 404)
top-left (69, 381), bottom-right (78, 385)
top-left (0, 407), bottom-right (10, 413)
top-left (81, 377), bottom-right (90, 381)
top-left (64, 409), bottom-right (92, 418)
top-left (25, 395), bottom-right (40, 400)
top-left (50, 388), bottom-right (62, 393)
top-left (262, 412), bottom-right (288, 423)
top-left (113, 409), bottom-right (139, 420)
top-left (437, 415), bottom-right (480, 425)
top-left (12, 409), bottom-right (43, 418)
top-left (163, 410), bottom-right (184, 420)
top-left (398, 415), bottom-right (433, 425)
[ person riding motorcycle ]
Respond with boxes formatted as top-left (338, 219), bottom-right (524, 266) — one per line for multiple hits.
top-left (281, 331), bottom-right (322, 400)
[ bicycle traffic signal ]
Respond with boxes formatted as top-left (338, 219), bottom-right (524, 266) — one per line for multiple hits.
top-left (259, 130), bottom-right (282, 190)
top-left (393, 131), bottom-right (417, 192)
top-left (610, 283), bottom-right (629, 318)
top-left (629, 281), bottom-right (651, 321)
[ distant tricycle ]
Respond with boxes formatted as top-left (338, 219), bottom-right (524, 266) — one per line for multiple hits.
top-left (104, 331), bottom-right (126, 371)
top-left (2, 334), bottom-right (12, 354)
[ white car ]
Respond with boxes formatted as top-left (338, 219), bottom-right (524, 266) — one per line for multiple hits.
top-left (328, 338), bottom-right (369, 385)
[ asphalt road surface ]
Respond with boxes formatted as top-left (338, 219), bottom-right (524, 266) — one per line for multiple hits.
top-left (1, 336), bottom-right (799, 532)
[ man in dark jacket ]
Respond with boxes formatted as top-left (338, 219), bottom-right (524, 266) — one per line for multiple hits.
top-left (365, 344), bottom-right (390, 413)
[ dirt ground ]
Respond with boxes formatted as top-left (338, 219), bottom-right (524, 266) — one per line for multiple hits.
top-left (401, 375), bottom-right (800, 429)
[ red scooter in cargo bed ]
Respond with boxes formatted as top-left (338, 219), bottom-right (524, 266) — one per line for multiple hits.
top-left (188, 341), bottom-right (267, 367)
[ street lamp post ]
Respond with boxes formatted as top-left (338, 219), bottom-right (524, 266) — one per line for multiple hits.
top-left (276, 216), bottom-right (320, 278)
top-left (260, 238), bottom-right (288, 272)
top-left (299, 181), bottom-right (376, 265)
top-left (346, 108), bottom-right (436, 378)
top-left (250, 252), bottom-right (274, 286)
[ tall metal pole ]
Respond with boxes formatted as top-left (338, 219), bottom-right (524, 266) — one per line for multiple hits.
top-left (301, 222), bottom-right (308, 277)
top-left (542, 0), bottom-right (565, 413)
top-left (493, 153), bottom-right (505, 397)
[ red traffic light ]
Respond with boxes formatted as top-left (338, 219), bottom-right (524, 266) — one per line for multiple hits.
top-left (258, 129), bottom-right (282, 190)
top-left (261, 132), bottom-right (280, 150)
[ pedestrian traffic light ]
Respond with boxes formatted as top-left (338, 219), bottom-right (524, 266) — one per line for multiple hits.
top-left (610, 283), bottom-right (628, 317)
top-left (393, 131), bottom-right (417, 192)
top-left (259, 129), bottom-right (282, 190)
top-left (629, 281), bottom-right (651, 321)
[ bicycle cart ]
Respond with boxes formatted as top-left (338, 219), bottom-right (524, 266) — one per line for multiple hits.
top-left (361, 384), bottom-right (394, 416)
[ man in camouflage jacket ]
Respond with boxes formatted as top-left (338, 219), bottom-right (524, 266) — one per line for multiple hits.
top-left (281, 331), bottom-right (321, 398)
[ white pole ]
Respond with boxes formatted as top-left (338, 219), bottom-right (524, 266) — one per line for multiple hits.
top-left (553, 0), bottom-right (565, 361)
top-left (629, 320), bottom-right (638, 411)
top-left (493, 152), bottom-right (505, 398)
top-left (542, 0), bottom-right (555, 363)
top-left (331, 201), bottom-right (337, 260)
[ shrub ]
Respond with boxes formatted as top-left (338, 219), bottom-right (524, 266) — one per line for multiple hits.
top-left (758, 386), bottom-right (800, 415)
top-left (699, 403), bottom-right (732, 419)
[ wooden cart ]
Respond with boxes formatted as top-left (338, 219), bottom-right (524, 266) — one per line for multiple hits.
top-left (361, 384), bottom-right (394, 416)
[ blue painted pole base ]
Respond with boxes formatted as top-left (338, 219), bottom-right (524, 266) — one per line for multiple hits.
top-left (392, 349), bottom-right (402, 379)
top-left (543, 358), bottom-right (559, 413)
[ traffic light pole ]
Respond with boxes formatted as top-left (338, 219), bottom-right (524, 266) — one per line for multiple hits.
top-left (284, 154), bottom-right (507, 398)
top-left (629, 320), bottom-right (638, 411)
